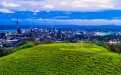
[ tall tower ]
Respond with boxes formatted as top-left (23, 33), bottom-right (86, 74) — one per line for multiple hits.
top-left (16, 16), bottom-right (19, 28)
top-left (16, 16), bottom-right (21, 34)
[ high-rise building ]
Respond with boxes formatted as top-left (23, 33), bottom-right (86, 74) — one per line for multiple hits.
top-left (0, 32), bottom-right (6, 38)
top-left (17, 28), bottom-right (21, 34)
top-left (30, 26), bottom-right (33, 32)
top-left (34, 28), bottom-right (39, 38)
top-left (43, 26), bottom-right (47, 32)
top-left (51, 25), bottom-right (56, 32)
top-left (16, 17), bottom-right (21, 34)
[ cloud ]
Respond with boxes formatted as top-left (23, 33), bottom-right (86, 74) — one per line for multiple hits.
top-left (60, 2), bottom-right (69, 5)
top-left (63, 12), bottom-right (72, 15)
top-left (48, 0), bottom-right (58, 2)
top-left (33, 10), bottom-right (40, 12)
top-left (72, 4), bottom-right (89, 8)
top-left (10, 18), bottom-right (121, 25)
top-left (112, 17), bottom-right (121, 19)
top-left (99, 5), bottom-right (114, 8)
top-left (54, 16), bottom-right (69, 18)
top-left (81, 0), bottom-right (112, 3)
top-left (29, 10), bottom-right (40, 12)
top-left (17, 9), bottom-right (26, 11)
top-left (40, 19), bottom-right (121, 25)
top-left (43, 5), bottom-right (55, 9)
top-left (0, 0), bottom-right (120, 12)
top-left (46, 10), bottom-right (50, 12)
top-left (71, 1), bottom-right (89, 8)
top-left (0, 8), bottom-right (14, 13)
top-left (1, 2), bottom-right (21, 7)
top-left (33, 13), bottom-right (37, 15)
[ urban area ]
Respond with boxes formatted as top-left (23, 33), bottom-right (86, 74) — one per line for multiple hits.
top-left (0, 19), bottom-right (121, 48)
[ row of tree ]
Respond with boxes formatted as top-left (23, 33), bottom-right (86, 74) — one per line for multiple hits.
top-left (108, 44), bottom-right (121, 54)
top-left (91, 40), bottom-right (121, 55)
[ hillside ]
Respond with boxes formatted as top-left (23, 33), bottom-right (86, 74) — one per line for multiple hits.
top-left (0, 43), bottom-right (121, 75)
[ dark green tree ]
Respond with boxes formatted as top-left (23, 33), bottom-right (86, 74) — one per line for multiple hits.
top-left (61, 40), bottom-right (70, 43)
top-left (30, 33), bottom-right (36, 42)
top-left (42, 38), bottom-right (55, 44)
top-left (17, 41), bottom-right (28, 47)
top-left (103, 44), bottom-right (111, 51)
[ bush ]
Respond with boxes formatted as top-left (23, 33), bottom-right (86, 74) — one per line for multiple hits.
top-left (14, 42), bottom-right (35, 52)
top-left (108, 44), bottom-right (121, 54)
top-left (34, 41), bottom-right (41, 45)
top-left (30, 33), bottom-right (36, 42)
top-left (42, 39), bottom-right (55, 44)
top-left (103, 44), bottom-right (111, 51)
top-left (95, 42), bottom-right (103, 46)
top-left (17, 41), bottom-right (28, 47)
top-left (61, 40), bottom-right (70, 43)
top-left (0, 48), bottom-right (13, 57)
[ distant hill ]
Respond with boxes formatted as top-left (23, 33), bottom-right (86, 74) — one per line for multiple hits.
top-left (0, 43), bottom-right (121, 75)
top-left (78, 25), bottom-right (121, 29)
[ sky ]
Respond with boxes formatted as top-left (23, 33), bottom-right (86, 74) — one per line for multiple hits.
top-left (0, 0), bottom-right (121, 25)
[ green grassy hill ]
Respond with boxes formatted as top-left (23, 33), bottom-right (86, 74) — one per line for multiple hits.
top-left (0, 43), bottom-right (121, 75)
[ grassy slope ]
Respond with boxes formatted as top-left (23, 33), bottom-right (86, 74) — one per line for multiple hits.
top-left (0, 43), bottom-right (121, 75)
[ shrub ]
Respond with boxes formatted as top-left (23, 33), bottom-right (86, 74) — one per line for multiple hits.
top-left (14, 42), bottom-right (35, 52)
top-left (17, 41), bottom-right (28, 47)
top-left (95, 42), bottom-right (103, 46)
top-left (108, 44), bottom-right (121, 54)
top-left (42, 39), bottom-right (55, 44)
top-left (34, 41), bottom-right (41, 45)
top-left (103, 44), bottom-right (111, 51)
top-left (30, 33), bottom-right (36, 42)
top-left (61, 40), bottom-right (70, 43)
top-left (0, 48), bottom-right (13, 57)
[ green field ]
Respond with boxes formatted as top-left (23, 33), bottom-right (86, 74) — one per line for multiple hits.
top-left (0, 43), bottom-right (121, 75)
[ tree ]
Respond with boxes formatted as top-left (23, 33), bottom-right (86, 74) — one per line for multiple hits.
top-left (17, 41), bottom-right (28, 47)
top-left (42, 38), bottom-right (55, 44)
top-left (115, 44), bottom-right (121, 55)
top-left (61, 40), bottom-right (70, 43)
top-left (30, 33), bottom-right (36, 42)
top-left (103, 44), bottom-right (111, 51)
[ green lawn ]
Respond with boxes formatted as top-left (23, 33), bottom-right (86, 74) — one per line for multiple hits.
top-left (0, 43), bottom-right (121, 75)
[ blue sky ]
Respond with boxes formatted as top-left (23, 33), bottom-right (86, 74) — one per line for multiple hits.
top-left (0, 0), bottom-right (121, 25)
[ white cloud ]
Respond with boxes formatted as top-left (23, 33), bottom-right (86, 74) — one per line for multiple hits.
top-left (37, 18), bottom-right (43, 20)
top-left (0, 8), bottom-right (14, 13)
top-left (60, 2), bottom-right (69, 5)
top-left (30, 10), bottom-right (40, 12)
top-left (54, 16), bottom-right (69, 18)
top-left (81, 0), bottom-right (112, 3)
top-left (72, 4), bottom-right (89, 8)
top-left (34, 10), bottom-right (40, 12)
top-left (71, 1), bottom-right (89, 8)
top-left (33, 13), bottom-right (37, 15)
top-left (48, 0), bottom-right (58, 2)
top-left (12, 18), bottom-right (121, 25)
top-left (1, 2), bottom-right (21, 7)
top-left (0, 0), bottom-right (120, 12)
top-left (99, 5), bottom-right (114, 8)
top-left (43, 5), bottom-right (55, 9)
top-left (63, 12), bottom-right (72, 15)
top-left (47, 10), bottom-right (50, 12)
top-left (17, 9), bottom-right (26, 11)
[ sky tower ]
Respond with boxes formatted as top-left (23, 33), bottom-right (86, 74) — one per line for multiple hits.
top-left (16, 16), bottom-right (21, 34)
top-left (16, 16), bottom-right (19, 28)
